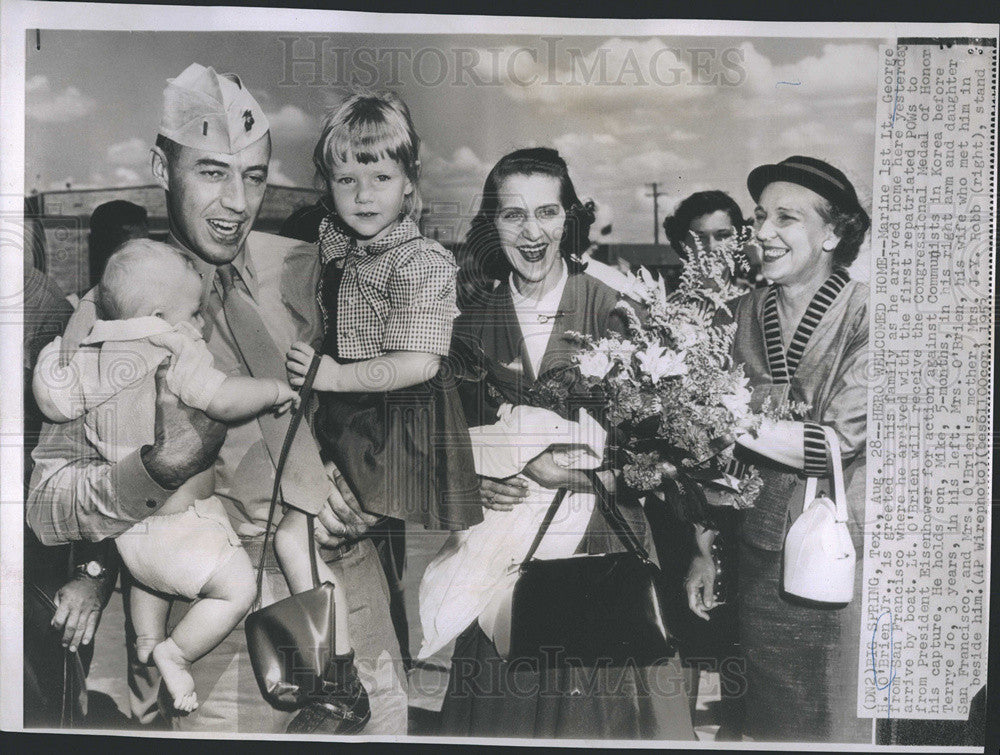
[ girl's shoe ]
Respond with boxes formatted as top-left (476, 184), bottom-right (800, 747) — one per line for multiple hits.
top-left (286, 651), bottom-right (370, 734)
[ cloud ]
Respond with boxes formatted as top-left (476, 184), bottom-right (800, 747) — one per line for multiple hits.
top-left (662, 127), bottom-right (698, 142)
top-left (620, 148), bottom-right (700, 177)
top-left (46, 166), bottom-right (146, 191)
top-left (26, 75), bottom-right (47, 93)
top-left (265, 104), bottom-right (321, 143)
top-left (468, 38), bottom-right (718, 109)
top-left (112, 167), bottom-right (143, 186)
top-left (739, 42), bottom-right (880, 97)
top-left (553, 131), bottom-right (620, 156)
top-left (851, 117), bottom-right (874, 136)
top-left (670, 42), bottom-right (879, 127)
top-left (548, 131), bottom-right (704, 243)
top-left (107, 137), bottom-right (150, 165)
top-left (778, 121), bottom-right (850, 151)
top-left (416, 145), bottom-right (494, 240)
top-left (267, 159), bottom-right (297, 187)
top-left (26, 75), bottom-right (96, 123)
top-left (554, 131), bottom-right (700, 182)
top-left (421, 145), bottom-right (489, 189)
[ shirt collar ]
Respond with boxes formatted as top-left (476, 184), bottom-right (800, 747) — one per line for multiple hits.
top-left (508, 258), bottom-right (569, 311)
top-left (167, 231), bottom-right (259, 302)
top-left (318, 214), bottom-right (420, 264)
top-left (81, 315), bottom-right (174, 345)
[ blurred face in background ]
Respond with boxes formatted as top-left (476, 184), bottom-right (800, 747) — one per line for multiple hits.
top-left (688, 210), bottom-right (736, 255)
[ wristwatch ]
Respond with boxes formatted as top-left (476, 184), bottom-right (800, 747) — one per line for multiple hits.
top-left (74, 560), bottom-right (107, 579)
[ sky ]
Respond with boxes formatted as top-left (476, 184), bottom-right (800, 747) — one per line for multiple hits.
top-left (25, 30), bottom-right (883, 247)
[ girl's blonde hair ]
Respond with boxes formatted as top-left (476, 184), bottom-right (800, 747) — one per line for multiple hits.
top-left (313, 91), bottom-right (422, 220)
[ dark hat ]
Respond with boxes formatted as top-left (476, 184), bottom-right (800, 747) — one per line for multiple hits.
top-left (747, 156), bottom-right (861, 210)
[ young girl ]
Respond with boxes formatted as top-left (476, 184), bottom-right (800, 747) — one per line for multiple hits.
top-left (280, 92), bottom-right (474, 641)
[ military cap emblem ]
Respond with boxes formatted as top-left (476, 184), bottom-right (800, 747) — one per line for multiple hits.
top-left (159, 63), bottom-right (270, 154)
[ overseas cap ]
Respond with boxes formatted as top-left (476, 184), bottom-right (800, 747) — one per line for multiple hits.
top-left (159, 63), bottom-right (269, 154)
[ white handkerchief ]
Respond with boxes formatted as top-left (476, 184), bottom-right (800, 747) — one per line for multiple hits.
top-left (417, 485), bottom-right (594, 660)
top-left (418, 404), bottom-right (606, 659)
top-left (467, 405), bottom-right (606, 479)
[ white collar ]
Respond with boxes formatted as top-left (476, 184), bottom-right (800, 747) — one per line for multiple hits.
top-left (80, 315), bottom-right (175, 345)
top-left (508, 259), bottom-right (569, 312)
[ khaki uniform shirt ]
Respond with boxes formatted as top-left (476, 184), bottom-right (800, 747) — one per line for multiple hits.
top-left (27, 231), bottom-right (323, 544)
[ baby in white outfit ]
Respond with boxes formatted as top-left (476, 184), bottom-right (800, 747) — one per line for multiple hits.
top-left (33, 239), bottom-right (297, 712)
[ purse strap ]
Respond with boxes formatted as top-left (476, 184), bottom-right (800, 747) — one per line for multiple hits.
top-left (520, 487), bottom-right (569, 565)
top-left (520, 469), bottom-right (653, 567)
top-left (253, 352), bottom-right (325, 606)
top-left (803, 425), bottom-right (848, 523)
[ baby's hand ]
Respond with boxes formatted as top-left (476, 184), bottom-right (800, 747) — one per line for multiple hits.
top-left (271, 380), bottom-right (300, 415)
top-left (173, 321), bottom-right (204, 341)
top-left (147, 325), bottom-right (196, 356)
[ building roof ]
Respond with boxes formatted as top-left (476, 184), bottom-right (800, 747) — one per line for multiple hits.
top-left (600, 243), bottom-right (682, 267)
top-left (37, 184), bottom-right (322, 229)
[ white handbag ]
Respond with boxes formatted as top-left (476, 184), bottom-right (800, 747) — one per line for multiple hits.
top-left (782, 425), bottom-right (856, 604)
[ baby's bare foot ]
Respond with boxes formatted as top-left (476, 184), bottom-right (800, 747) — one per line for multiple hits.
top-left (152, 638), bottom-right (198, 712)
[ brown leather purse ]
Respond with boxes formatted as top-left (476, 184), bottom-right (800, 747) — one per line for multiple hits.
top-left (244, 353), bottom-right (336, 710)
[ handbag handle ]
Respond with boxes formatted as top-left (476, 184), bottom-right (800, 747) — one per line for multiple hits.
top-left (520, 469), bottom-right (653, 567)
top-left (520, 488), bottom-right (569, 565)
top-left (588, 469), bottom-right (654, 562)
top-left (253, 351), bottom-right (325, 606)
top-left (803, 425), bottom-right (848, 523)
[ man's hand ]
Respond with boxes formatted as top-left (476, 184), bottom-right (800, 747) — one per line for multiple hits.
top-left (522, 450), bottom-right (593, 493)
top-left (685, 553), bottom-right (718, 621)
top-left (51, 578), bottom-right (103, 653)
top-left (313, 465), bottom-right (380, 548)
top-left (141, 359), bottom-right (227, 490)
top-left (480, 475), bottom-right (529, 511)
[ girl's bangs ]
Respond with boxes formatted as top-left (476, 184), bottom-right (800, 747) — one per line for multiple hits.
top-left (324, 118), bottom-right (415, 171)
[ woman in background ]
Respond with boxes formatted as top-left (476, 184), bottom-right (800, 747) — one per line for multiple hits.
top-left (664, 189), bottom-right (759, 292)
top-left (658, 189), bottom-right (750, 739)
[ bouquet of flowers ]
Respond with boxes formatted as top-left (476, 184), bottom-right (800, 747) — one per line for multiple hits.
top-left (551, 229), bottom-right (802, 527)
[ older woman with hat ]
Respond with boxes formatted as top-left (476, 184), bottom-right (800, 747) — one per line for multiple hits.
top-left (685, 156), bottom-right (871, 743)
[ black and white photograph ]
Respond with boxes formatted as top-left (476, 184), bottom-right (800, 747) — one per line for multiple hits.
top-left (0, 1), bottom-right (995, 749)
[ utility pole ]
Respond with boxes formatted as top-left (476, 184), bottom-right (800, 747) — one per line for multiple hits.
top-left (645, 182), bottom-right (668, 244)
